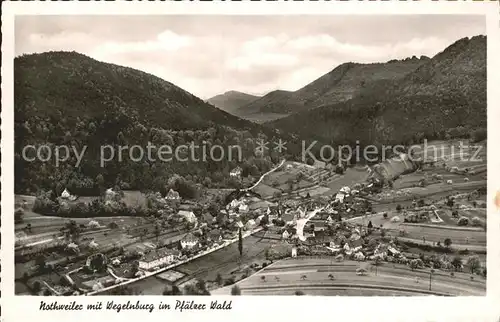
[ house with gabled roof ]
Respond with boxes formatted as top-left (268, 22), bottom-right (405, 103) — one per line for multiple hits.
top-left (178, 210), bottom-right (197, 224)
top-left (207, 230), bottom-right (222, 243)
top-left (245, 219), bottom-right (256, 230)
top-left (165, 189), bottom-right (181, 201)
top-left (230, 166), bottom-right (242, 177)
top-left (180, 233), bottom-right (199, 249)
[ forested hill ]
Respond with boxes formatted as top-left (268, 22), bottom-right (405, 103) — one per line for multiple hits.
top-left (15, 51), bottom-right (256, 131)
top-left (237, 56), bottom-right (427, 115)
top-left (207, 91), bottom-right (260, 114)
top-left (14, 51), bottom-right (311, 197)
top-left (269, 35), bottom-right (487, 147)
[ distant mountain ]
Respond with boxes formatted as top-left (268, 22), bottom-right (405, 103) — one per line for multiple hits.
top-left (236, 89), bottom-right (298, 115)
top-left (14, 51), bottom-right (310, 196)
top-left (270, 35), bottom-right (487, 147)
top-left (207, 91), bottom-right (260, 114)
top-left (237, 56), bottom-right (427, 116)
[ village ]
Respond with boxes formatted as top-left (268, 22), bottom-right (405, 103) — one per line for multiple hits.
top-left (14, 140), bottom-right (487, 296)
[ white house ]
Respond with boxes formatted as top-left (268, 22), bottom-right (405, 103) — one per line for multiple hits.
top-left (238, 203), bottom-right (249, 213)
top-left (207, 230), bottom-right (223, 243)
top-left (180, 233), bottom-right (199, 249)
top-left (178, 210), bottom-right (197, 224)
top-left (229, 199), bottom-right (242, 209)
top-left (446, 180), bottom-right (453, 184)
top-left (138, 249), bottom-right (180, 271)
top-left (61, 188), bottom-right (71, 199)
top-left (291, 247), bottom-right (297, 257)
top-left (391, 216), bottom-right (401, 223)
top-left (66, 243), bottom-right (80, 253)
top-left (335, 193), bottom-right (345, 203)
top-left (165, 189), bottom-right (181, 201)
top-left (88, 220), bottom-right (100, 229)
top-left (339, 186), bottom-right (351, 194)
top-left (89, 240), bottom-right (99, 250)
top-left (230, 167), bottom-right (242, 177)
top-left (235, 221), bottom-right (244, 229)
top-left (282, 230), bottom-right (290, 239)
top-left (245, 219), bottom-right (256, 230)
top-left (105, 188), bottom-right (117, 200)
top-left (354, 252), bottom-right (365, 261)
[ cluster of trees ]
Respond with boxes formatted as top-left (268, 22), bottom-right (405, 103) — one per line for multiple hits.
top-left (32, 192), bottom-right (149, 218)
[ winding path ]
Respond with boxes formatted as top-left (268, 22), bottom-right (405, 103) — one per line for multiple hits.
top-left (243, 159), bottom-right (286, 192)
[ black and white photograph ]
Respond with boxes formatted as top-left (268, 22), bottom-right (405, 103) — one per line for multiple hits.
top-left (9, 11), bottom-right (490, 299)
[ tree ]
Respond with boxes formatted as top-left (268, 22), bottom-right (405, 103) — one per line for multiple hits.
top-left (108, 221), bottom-right (119, 229)
top-left (35, 255), bottom-right (47, 272)
top-left (287, 178), bottom-right (294, 192)
top-left (396, 204), bottom-right (402, 212)
top-left (15, 208), bottom-right (24, 224)
top-left (32, 281), bottom-right (42, 293)
top-left (466, 255), bottom-right (481, 274)
top-left (89, 254), bottom-right (106, 272)
top-left (261, 276), bottom-right (266, 282)
top-left (294, 290), bottom-right (305, 296)
top-left (238, 228), bottom-right (243, 260)
top-left (328, 274), bottom-right (335, 280)
top-left (216, 273), bottom-right (223, 286)
top-left (444, 238), bottom-right (452, 248)
top-left (429, 268), bottom-right (435, 291)
top-left (184, 279), bottom-right (210, 295)
top-left (367, 221), bottom-right (373, 229)
top-left (62, 220), bottom-right (81, 242)
top-left (409, 259), bottom-right (419, 271)
top-left (383, 213), bottom-right (388, 219)
top-left (457, 217), bottom-right (469, 226)
top-left (154, 223), bottom-right (161, 242)
top-left (452, 256), bottom-right (463, 271)
top-left (162, 285), bottom-right (174, 295)
top-left (446, 198), bottom-right (454, 208)
top-left (300, 275), bottom-right (307, 280)
top-left (96, 174), bottom-right (105, 192)
top-left (231, 285), bottom-right (241, 295)
top-left (471, 216), bottom-right (482, 227)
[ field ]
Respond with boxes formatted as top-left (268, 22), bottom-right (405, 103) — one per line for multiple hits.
top-left (256, 163), bottom-right (371, 199)
top-left (348, 211), bottom-right (486, 251)
top-left (212, 257), bottom-right (485, 296)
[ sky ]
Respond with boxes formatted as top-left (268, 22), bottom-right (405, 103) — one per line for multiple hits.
top-left (15, 15), bottom-right (485, 99)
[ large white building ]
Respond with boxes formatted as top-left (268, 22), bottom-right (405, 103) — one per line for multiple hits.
top-left (178, 210), bottom-right (197, 224)
top-left (138, 249), bottom-right (180, 271)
